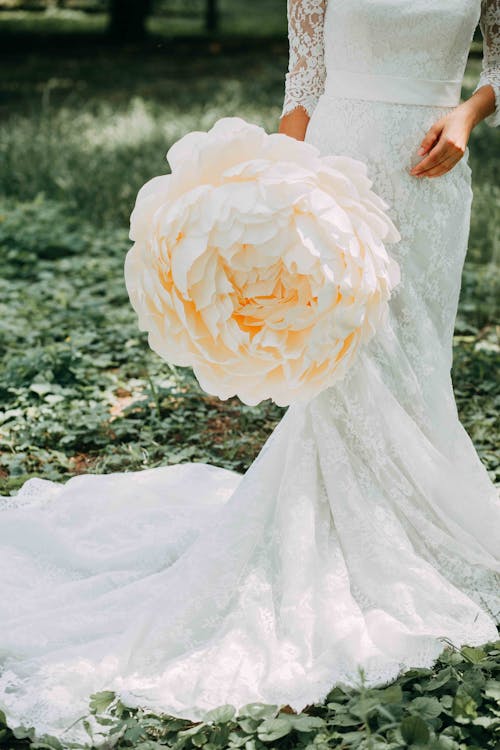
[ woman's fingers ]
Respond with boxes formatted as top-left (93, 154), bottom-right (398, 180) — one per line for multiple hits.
top-left (416, 154), bottom-right (460, 178)
top-left (410, 141), bottom-right (448, 175)
top-left (417, 121), bottom-right (443, 156)
top-left (410, 136), bottom-right (465, 177)
top-left (409, 107), bottom-right (473, 179)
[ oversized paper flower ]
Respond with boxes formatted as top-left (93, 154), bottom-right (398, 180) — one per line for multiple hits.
top-left (125, 117), bottom-right (400, 407)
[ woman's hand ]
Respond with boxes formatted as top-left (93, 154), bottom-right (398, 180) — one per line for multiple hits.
top-left (410, 108), bottom-right (474, 178)
top-left (410, 85), bottom-right (496, 179)
top-left (278, 106), bottom-right (310, 141)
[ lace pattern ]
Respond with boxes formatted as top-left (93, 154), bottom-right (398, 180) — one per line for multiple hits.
top-left (281, 0), bottom-right (327, 118)
top-left (281, 0), bottom-right (499, 126)
top-left (474, 0), bottom-right (500, 126)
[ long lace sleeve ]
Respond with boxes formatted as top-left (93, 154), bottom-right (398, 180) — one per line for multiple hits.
top-left (281, 0), bottom-right (327, 119)
top-left (473, 0), bottom-right (500, 126)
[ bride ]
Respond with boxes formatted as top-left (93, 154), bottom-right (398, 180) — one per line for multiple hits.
top-left (1, 0), bottom-right (499, 742)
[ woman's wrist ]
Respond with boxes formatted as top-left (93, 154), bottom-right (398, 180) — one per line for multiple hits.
top-left (458, 84), bottom-right (497, 129)
top-left (278, 106), bottom-right (310, 140)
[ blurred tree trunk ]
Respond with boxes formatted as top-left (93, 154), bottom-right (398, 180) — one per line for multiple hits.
top-left (205, 0), bottom-right (218, 32)
top-left (108, 0), bottom-right (152, 41)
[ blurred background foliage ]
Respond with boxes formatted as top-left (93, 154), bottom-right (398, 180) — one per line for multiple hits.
top-left (0, 0), bottom-right (287, 37)
top-left (0, 0), bottom-right (498, 494)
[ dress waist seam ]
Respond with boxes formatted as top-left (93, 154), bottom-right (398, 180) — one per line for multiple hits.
top-left (323, 70), bottom-right (462, 108)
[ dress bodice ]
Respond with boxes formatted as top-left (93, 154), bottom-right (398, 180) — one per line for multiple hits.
top-left (281, 0), bottom-right (500, 126)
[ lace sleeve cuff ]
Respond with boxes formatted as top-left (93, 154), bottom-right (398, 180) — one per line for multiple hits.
top-left (474, 0), bottom-right (500, 127)
top-left (473, 76), bottom-right (500, 127)
top-left (281, 70), bottom-right (326, 119)
top-left (280, 0), bottom-right (327, 120)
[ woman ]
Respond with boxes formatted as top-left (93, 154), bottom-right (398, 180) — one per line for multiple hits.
top-left (0, 0), bottom-right (499, 742)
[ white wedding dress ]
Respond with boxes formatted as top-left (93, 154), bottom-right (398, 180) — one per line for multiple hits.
top-left (1, 0), bottom-right (499, 743)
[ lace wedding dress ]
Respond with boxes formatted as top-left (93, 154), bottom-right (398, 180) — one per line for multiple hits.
top-left (1, 0), bottom-right (499, 742)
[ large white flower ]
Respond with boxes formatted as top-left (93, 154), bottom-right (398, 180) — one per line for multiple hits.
top-left (125, 117), bottom-right (401, 407)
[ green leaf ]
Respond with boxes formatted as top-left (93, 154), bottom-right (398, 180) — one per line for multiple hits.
top-left (238, 703), bottom-right (277, 721)
top-left (409, 697), bottom-right (443, 720)
top-left (425, 667), bottom-right (454, 691)
top-left (227, 730), bottom-right (250, 748)
top-left (438, 649), bottom-right (466, 666)
top-left (45, 394), bottom-right (65, 405)
top-left (326, 686), bottom-right (349, 703)
top-left (257, 717), bottom-right (293, 742)
top-left (289, 715), bottom-right (326, 732)
top-left (192, 730), bottom-right (208, 746)
top-left (460, 646), bottom-right (487, 664)
top-left (484, 679), bottom-right (500, 701)
top-left (89, 690), bottom-right (116, 714)
top-left (329, 713), bottom-right (363, 727)
top-left (326, 701), bottom-right (348, 712)
top-left (377, 684), bottom-right (404, 704)
top-left (350, 696), bottom-right (386, 719)
top-left (178, 723), bottom-right (207, 737)
top-left (203, 704), bottom-right (236, 723)
top-left (471, 715), bottom-right (500, 728)
top-left (124, 720), bottom-right (147, 742)
top-left (426, 737), bottom-right (460, 750)
top-left (335, 730), bottom-right (366, 744)
top-left (400, 715), bottom-right (430, 745)
top-left (237, 718), bottom-right (259, 733)
top-left (82, 718), bottom-right (94, 738)
top-left (94, 715), bottom-right (116, 726)
top-left (29, 383), bottom-right (54, 396)
top-left (440, 695), bottom-right (454, 710)
top-left (12, 724), bottom-right (36, 740)
top-left (461, 667), bottom-right (486, 701)
top-left (31, 739), bottom-right (64, 750)
top-left (452, 692), bottom-right (478, 721)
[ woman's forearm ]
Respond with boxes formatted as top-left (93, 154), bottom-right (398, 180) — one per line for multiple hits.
top-left (459, 83), bottom-right (497, 129)
top-left (278, 105), bottom-right (310, 141)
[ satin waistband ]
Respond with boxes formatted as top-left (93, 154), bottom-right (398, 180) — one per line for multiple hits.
top-left (323, 70), bottom-right (462, 107)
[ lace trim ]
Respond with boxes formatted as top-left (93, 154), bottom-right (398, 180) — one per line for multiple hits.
top-left (281, 0), bottom-right (327, 118)
top-left (473, 0), bottom-right (500, 127)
